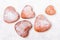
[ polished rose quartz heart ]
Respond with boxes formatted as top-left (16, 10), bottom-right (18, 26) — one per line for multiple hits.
top-left (21, 5), bottom-right (35, 19)
top-left (14, 20), bottom-right (32, 38)
top-left (3, 6), bottom-right (20, 23)
top-left (34, 14), bottom-right (51, 32)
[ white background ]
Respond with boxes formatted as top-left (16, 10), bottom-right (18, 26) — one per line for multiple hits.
top-left (0, 0), bottom-right (60, 40)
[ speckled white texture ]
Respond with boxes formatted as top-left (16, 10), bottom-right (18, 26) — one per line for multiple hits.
top-left (0, 0), bottom-right (60, 40)
top-left (4, 10), bottom-right (18, 21)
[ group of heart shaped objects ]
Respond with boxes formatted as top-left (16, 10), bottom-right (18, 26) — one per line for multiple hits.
top-left (3, 5), bottom-right (56, 38)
